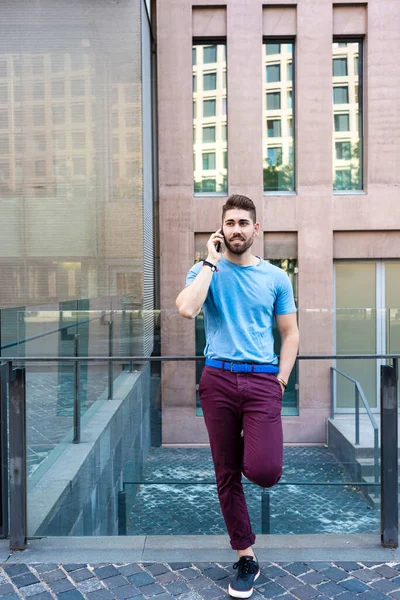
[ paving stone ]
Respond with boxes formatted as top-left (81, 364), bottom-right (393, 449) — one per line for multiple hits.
top-left (291, 584), bottom-right (320, 599)
top-left (189, 577), bottom-right (215, 590)
top-left (316, 581), bottom-right (346, 597)
top-left (146, 565), bottom-right (170, 577)
top-left (69, 568), bottom-right (93, 583)
top-left (360, 590), bottom-right (391, 600)
top-left (93, 566), bottom-right (121, 580)
top-left (301, 572), bottom-right (329, 586)
top-left (392, 577), bottom-right (400, 587)
top-left (31, 565), bottom-right (58, 574)
top-left (179, 592), bottom-right (204, 600)
top-left (156, 573), bottom-right (179, 584)
top-left (179, 569), bottom-right (200, 581)
top-left (0, 584), bottom-right (15, 595)
top-left (119, 565), bottom-right (145, 577)
top-left (371, 579), bottom-right (400, 594)
top-left (335, 564), bottom-right (361, 573)
top-left (313, 596), bottom-right (331, 600)
top-left (306, 564), bottom-right (333, 572)
top-left (193, 565), bottom-right (215, 572)
top-left (28, 594), bottom-right (53, 600)
top-left (139, 583), bottom-right (165, 597)
top-left (48, 579), bottom-right (75, 593)
top-left (323, 569), bottom-right (348, 583)
top-left (86, 590), bottom-right (114, 600)
top-left (127, 573), bottom-right (156, 588)
top-left (371, 565), bottom-right (400, 579)
top-left (253, 574), bottom-right (271, 587)
top-left (3, 565), bottom-right (29, 577)
top-left (76, 578), bottom-right (104, 593)
top-left (13, 573), bottom-right (40, 589)
top-left (103, 575), bottom-right (129, 589)
top-left (143, 594), bottom-right (173, 600)
top-left (41, 569), bottom-right (66, 583)
top-left (0, 595), bottom-right (23, 600)
top-left (262, 566), bottom-right (288, 579)
top-left (168, 564), bottom-right (192, 572)
top-left (339, 579), bottom-right (371, 594)
top-left (257, 581), bottom-right (286, 598)
top-left (58, 591), bottom-right (86, 600)
top-left (20, 583), bottom-right (46, 597)
top-left (164, 581), bottom-right (191, 596)
top-left (390, 591), bottom-right (400, 600)
top-left (197, 586), bottom-right (225, 600)
top-left (280, 574), bottom-right (306, 590)
top-left (202, 567), bottom-right (228, 582)
top-left (285, 564), bottom-right (311, 577)
top-left (334, 593), bottom-right (358, 600)
top-left (352, 570), bottom-right (381, 583)
top-left (62, 565), bottom-right (86, 573)
top-left (112, 585), bottom-right (143, 599)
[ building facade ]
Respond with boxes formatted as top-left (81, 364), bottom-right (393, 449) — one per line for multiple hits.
top-left (157, 0), bottom-right (400, 444)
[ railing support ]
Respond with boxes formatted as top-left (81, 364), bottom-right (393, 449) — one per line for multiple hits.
top-left (355, 386), bottom-right (360, 445)
top-left (129, 312), bottom-right (134, 373)
top-left (380, 359), bottom-right (398, 548)
top-left (261, 489), bottom-right (270, 534)
top-left (330, 367), bottom-right (335, 420)
top-left (73, 334), bottom-right (81, 444)
top-left (9, 367), bottom-right (27, 551)
top-left (108, 312), bottom-right (114, 399)
top-left (0, 362), bottom-right (8, 538)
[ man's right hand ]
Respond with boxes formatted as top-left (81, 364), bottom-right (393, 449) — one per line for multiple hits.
top-left (206, 228), bottom-right (224, 265)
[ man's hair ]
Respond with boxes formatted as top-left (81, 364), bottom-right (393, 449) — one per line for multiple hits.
top-left (222, 194), bottom-right (256, 223)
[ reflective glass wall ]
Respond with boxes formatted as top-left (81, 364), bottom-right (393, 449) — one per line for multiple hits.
top-left (193, 43), bottom-right (227, 194)
top-left (262, 41), bottom-right (295, 192)
top-left (333, 40), bottom-right (362, 191)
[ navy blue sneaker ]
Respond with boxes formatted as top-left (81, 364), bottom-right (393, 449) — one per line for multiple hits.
top-left (228, 556), bottom-right (260, 598)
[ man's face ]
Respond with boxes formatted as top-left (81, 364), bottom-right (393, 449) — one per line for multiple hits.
top-left (222, 209), bottom-right (259, 255)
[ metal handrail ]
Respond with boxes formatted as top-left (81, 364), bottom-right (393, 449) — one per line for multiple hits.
top-left (3, 353), bottom-right (400, 361)
top-left (330, 367), bottom-right (379, 496)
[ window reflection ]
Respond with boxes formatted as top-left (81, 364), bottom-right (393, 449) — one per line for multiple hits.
top-left (193, 43), bottom-right (227, 194)
top-left (263, 40), bottom-right (294, 192)
top-left (333, 40), bottom-right (362, 191)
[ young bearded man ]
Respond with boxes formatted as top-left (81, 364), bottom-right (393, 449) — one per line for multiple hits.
top-left (176, 194), bottom-right (299, 599)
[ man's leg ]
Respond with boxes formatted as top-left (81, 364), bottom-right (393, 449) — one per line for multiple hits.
top-left (199, 367), bottom-right (256, 551)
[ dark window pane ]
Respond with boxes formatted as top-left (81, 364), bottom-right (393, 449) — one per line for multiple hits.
top-left (203, 99), bottom-right (216, 117)
top-left (334, 113), bottom-right (350, 132)
top-left (267, 147), bottom-right (282, 166)
top-left (203, 46), bottom-right (217, 64)
top-left (202, 152), bottom-right (216, 170)
top-left (333, 86), bottom-right (349, 104)
top-left (266, 91), bottom-right (281, 110)
top-left (203, 73), bottom-right (217, 91)
top-left (335, 141), bottom-right (352, 160)
top-left (287, 62), bottom-right (293, 81)
top-left (267, 119), bottom-right (281, 137)
top-left (266, 43), bottom-right (280, 55)
top-left (266, 64), bottom-right (280, 83)
top-left (202, 126), bottom-right (216, 143)
top-left (333, 57), bottom-right (348, 77)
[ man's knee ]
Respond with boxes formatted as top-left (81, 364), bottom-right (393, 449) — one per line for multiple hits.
top-left (243, 463), bottom-right (282, 488)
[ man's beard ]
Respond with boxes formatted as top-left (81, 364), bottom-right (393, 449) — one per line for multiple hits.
top-left (224, 234), bottom-right (254, 255)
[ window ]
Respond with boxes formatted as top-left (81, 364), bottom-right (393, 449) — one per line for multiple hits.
top-left (33, 82), bottom-right (44, 100)
top-left (71, 80), bottom-right (85, 96)
top-left (52, 105), bottom-right (65, 125)
top-left (193, 42), bottom-right (227, 194)
top-left (73, 157), bottom-right (86, 176)
top-left (266, 43), bottom-right (280, 55)
top-left (267, 147), bottom-right (282, 167)
top-left (52, 80), bottom-right (65, 97)
top-left (267, 92), bottom-right (281, 110)
top-left (52, 133), bottom-right (65, 151)
top-left (126, 136), bottom-right (134, 152)
top-left (263, 40), bottom-right (295, 192)
top-left (266, 64), bottom-right (280, 83)
top-left (33, 106), bottom-right (45, 126)
top-left (223, 151), bottom-right (227, 169)
top-left (334, 113), bottom-right (350, 132)
top-left (71, 104), bottom-right (85, 123)
top-left (202, 152), bottom-right (216, 170)
top-left (267, 119), bottom-right (281, 137)
top-left (13, 85), bottom-right (21, 102)
top-left (203, 99), bottom-right (216, 118)
top-left (0, 161), bottom-right (10, 180)
top-left (203, 73), bottom-right (217, 91)
top-left (332, 40), bottom-right (362, 191)
top-left (73, 132), bottom-right (86, 149)
top-left (202, 126), bottom-right (216, 143)
top-left (335, 141), bottom-right (351, 160)
top-left (51, 54), bottom-right (64, 72)
top-left (0, 86), bottom-right (7, 103)
top-left (203, 46), bottom-right (217, 64)
top-left (0, 60), bottom-right (7, 78)
top-left (32, 56), bottom-right (44, 75)
top-left (333, 57), bottom-right (348, 77)
top-left (125, 110), bottom-right (135, 127)
top-left (35, 160), bottom-right (46, 177)
top-left (15, 136), bottom-right (24, 153)
top-left (333, 86), bottom-right (349, 104)
top-left (0, 136), bottom-right (9, 154)
top-left (33, 135), bottom-right (46, 152)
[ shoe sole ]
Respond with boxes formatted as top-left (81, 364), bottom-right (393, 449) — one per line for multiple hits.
top-left (228, 569), bottom-right (260, 598)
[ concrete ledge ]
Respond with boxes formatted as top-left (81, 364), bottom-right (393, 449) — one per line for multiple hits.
top-left (1, 534), bottom-right (398, 563)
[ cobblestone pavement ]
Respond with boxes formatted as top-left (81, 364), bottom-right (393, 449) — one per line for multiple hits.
top-left (128, 447), bottom-right (379, 536)
top-left (2, 561), bottom-right (400, 600)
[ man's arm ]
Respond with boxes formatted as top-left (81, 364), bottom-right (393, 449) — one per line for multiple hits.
top-left (276, 312), bottom-right (299, 388)
top-left (176, 229), bottom-right (224, 319)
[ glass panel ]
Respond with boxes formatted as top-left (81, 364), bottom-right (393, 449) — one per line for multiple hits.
top-left (333, 41), bottom-right (362, 190)
top-left (385, 263), bottom-right (400, 406)
top-left (193, 43), bottom-right (227, 194)
top-left (263, 41), bottom-right (294, 192)
top-left (335, 263), bottom-right (377, 409)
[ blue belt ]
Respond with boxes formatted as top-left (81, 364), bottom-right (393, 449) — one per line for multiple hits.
top-left (205, 358), bottom-right (279, 374)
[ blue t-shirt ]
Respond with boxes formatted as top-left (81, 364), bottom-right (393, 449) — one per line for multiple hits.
top-left (186, 256), bottom-right (296, 364)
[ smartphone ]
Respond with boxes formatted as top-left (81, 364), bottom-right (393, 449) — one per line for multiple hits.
top-left (216, 226), bottom-right (224, 253)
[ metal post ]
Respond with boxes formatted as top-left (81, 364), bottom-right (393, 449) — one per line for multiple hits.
top-left (261, 489), bottom-right (270, 534)
top-left (374, 427), bottom-right (379, 499)
top-left (118, 489), bottom-right (127, 535)
top-left (129, 312), bottom-right (134, 373)
top-left (108, 312), bottom-right (114, 400)
top-left (380, 360), bottom-right (398, 548)
top-left (73, 334), bottom-right (80, 444)
top-left (330, 368), bottom-right (334, 420)
top-left (9, 367), bottom-right (27, 551)
top-left (355, 386), bottom-right (360, 445)
top-left (0, 362), bottom-right (8, 538)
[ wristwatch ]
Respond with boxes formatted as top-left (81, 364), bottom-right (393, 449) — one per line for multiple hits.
top-left (202, 260), bottom-right (218, 272)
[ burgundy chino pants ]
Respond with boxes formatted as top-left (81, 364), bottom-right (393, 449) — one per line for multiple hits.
top-left (199, 366), bottom-right (283, 550)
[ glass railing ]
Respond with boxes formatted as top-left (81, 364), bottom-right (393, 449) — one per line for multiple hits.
top-left (0, 308), bottom-right (398, 548)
